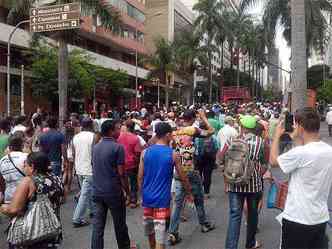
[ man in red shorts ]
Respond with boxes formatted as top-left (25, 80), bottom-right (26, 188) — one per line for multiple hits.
top-left (138, 122), bottom-right (191, 249)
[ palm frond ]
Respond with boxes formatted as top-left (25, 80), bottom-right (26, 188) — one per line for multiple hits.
top-left (240, 0), bottom-right (262, 12)
top-left (7, 0), bottom-right (35, 24)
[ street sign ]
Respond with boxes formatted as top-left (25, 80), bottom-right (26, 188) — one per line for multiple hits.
top-left (30, 3), bottom-right (80, 32)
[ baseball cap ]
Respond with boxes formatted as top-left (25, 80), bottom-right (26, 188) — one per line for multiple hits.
top-left (224, 116), bottom-right (235, 124)
top-left (240, 115), bottom-right (257, 129)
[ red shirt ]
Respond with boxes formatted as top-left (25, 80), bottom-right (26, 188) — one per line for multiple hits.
top-left (117, 132), bottom-right (142, 170)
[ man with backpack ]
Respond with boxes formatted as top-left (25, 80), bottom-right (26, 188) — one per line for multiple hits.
top-left (224, 115), bottom-right (266, 249)
top-left (194, 121), bottom-right (219, 198)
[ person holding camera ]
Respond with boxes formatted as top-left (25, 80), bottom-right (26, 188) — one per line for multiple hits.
top-left (270, 107), bottom-right (332, 249)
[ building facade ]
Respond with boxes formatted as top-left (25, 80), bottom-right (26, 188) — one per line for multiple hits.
top-left (0, 0), bottom-right (150, 115)
top-left (145, 0), bottom-right (195, 105)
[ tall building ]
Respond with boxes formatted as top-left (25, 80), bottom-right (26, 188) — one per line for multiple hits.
top-left (0, 0), bottom-right (149, 115)
top-left (145, 0), bottom-right (195, 105)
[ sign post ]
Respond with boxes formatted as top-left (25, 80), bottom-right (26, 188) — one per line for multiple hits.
top-left (30, 3), bottom-right (80, 128)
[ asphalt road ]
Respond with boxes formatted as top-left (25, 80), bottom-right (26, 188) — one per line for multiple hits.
top-left (1, 123), bottom-right (332, 249)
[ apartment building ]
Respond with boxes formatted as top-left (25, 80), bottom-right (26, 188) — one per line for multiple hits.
top-left (0, 0), bottom-right (149, 115)
top-left (145, 0), bottom-right (195, 105)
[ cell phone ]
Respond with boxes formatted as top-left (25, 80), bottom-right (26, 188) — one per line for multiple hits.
top-left (284, 112), bottom-right (294, 133)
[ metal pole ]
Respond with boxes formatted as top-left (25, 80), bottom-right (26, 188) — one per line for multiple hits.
top-left (7, 19), bottom-right (29, 116)
top-left (135, 28), bottom-right (138, 109)
top-left (21, 65), bottom-right (24, 116)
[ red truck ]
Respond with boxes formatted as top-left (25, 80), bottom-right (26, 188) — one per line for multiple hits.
top-left (220, 86), bottom-right (251, 103)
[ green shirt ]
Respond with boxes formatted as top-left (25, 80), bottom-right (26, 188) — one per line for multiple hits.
top-left (0, 134), bottom-right (9, 159)
top-left (208, 118), bottom-right (223, 135)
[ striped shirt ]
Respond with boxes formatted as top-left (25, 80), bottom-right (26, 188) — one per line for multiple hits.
top-left (226, 133), bottom-right (266, 193)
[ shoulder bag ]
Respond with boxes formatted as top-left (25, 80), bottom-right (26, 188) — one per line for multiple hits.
top-left (7, 153), bottom-right (25, 177)
top-left (7, 176), bottom-right (61, 246)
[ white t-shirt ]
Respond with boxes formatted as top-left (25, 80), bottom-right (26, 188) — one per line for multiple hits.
top-left (217, 124), bottom-right (238, 150)
top-left (277, 141), bottom-right (332, 225)
top-left (0, 151), bottom-right (27, 203)
top-left (73, 131), bottom-right (94, 176)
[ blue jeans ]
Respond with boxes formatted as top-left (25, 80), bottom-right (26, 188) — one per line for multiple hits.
top-left (225, 192), bottom-right (261, 249)
top-left (73, 175), bottom-right (93, 223)
top-left (50, 161), bottom-right (61, 177)
top-left (168, 171), bottom-right (207, 235)
top-left (91, 195), bottom-right (130, 249)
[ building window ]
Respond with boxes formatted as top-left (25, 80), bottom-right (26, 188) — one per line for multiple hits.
top-left (127, 3), bottom-right (145, 22)
top-left (107, 0), bottom-right (145, 23)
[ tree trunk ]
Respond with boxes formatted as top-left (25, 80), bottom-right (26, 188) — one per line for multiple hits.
top-left (58, 36), bottom-right (68, 130)
top-left (255, 63), bottom-right (259, 98)
top-left (164, 71), bottom-right (169, 109)
top-left (220, 41), bottom-right (224, 102)
top-left (221, 41), bottom-right (224, 71)
top-left (258, 66), bottom-right (261, 98)
top-left (208, 58), bottom-right (213, 103)
top-left (251, 50), bottom-right (255, 97)
top-left (230, 45), bottom-right (234, 70)
top-left (248, 50), bottom-right (251, 89)
top-left (208, 38), bottom-right (213, 103)
top-left (291, 0), bottom-right (307, 112)
top-left (236, 48), bottom-right (240, 88)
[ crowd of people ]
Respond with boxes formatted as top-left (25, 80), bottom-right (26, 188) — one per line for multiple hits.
top-left (0, 102), bottom-right (331, 249)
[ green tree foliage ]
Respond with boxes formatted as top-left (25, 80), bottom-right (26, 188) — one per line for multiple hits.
top-left (30, 43), bottom-right (128, 101)
top-left (307, 64), bottom-right (330, 89)
top-left (317, 80), bottom-right (332, 103)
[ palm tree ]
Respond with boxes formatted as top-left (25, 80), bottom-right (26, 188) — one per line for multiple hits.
top-left (173, 29), bottom-right (206, 104)
top-left (7, 0), bottom-right (120, 127)
top-left (193, 0), bottom-right (223, 103)
top-left (146, 37), bottom-right (176, 108)
top-left (241, 0), bottom-right (332, 109)
top-left (173, 29), bottom-right (203, 80)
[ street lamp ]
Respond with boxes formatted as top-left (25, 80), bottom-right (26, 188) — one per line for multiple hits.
top-left (134, 11), bottom-right (163, 109)
top-left (7, 19), bottom-right (30, 116)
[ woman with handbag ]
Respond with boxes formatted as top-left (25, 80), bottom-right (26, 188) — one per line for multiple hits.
top-left (0, 152), bottom-right (64, 249)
